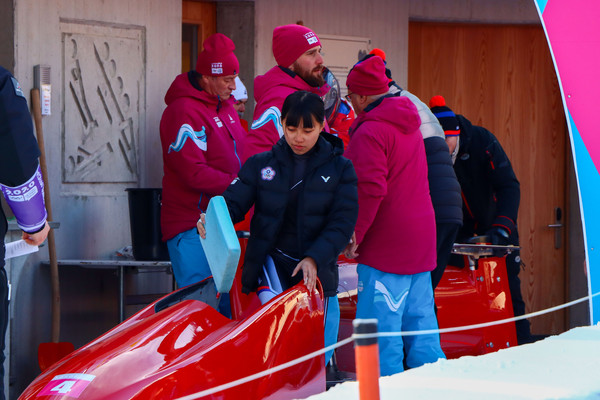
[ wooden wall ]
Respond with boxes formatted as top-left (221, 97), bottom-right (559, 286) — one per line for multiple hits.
top-left (409, 22), bottom-right (568, 334)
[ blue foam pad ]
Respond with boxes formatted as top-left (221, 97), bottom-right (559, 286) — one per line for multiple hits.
top-left (199, 196), bottom-right (241, 293)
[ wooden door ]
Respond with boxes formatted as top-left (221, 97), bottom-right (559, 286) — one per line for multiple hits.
top-left (409, 22), bottom-right (567, 335)
top-left (182, 1), bottom-right (216, 73)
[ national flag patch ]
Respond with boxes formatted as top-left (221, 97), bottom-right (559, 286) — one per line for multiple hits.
top-left (261, 166), bottom-right (276, 181)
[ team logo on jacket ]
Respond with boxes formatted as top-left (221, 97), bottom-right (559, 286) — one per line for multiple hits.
top-left (304, 32), bottom-right (318, 45)
top-left (228, 114), bottom-right (235, 124)
top-left (213, 117), bottom-right (223, 127)
top-left (11, 77), bottom-right (25, 98)
top-left (261, 167), bottom-right (276, 181)
top-left (211, 62), bottom-right (223, 74)
top-left (168, 124), bottom-right (207, 153)
top-left (251, 106), bottom-right (284, 138)
top-left (374, 280), bottom-right (408, 312)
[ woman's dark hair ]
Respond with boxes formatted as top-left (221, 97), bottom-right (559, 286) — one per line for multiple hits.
top-left (281, 91), bottom-right (325, 129)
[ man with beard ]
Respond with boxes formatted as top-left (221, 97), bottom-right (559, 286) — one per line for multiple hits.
top-left (242, 24), bottom-right (330, 162)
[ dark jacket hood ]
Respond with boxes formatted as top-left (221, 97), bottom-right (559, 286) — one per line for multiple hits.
top-left (456, 114), bottom-right (474, 154)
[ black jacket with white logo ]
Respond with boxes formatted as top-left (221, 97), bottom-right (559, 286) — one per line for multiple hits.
top-left (223, 132), bottom-right (358, 296)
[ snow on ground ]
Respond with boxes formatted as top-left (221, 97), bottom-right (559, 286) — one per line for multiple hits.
top-left (306, 324), bottom-right (600, 400)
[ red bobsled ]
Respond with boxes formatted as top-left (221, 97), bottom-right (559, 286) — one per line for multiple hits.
top-left (19, 239), bottom-right (326, 399)
top-left (20, 239), bottom-right (517, 399)
top-left (335, 242), bottom-right (518, 372)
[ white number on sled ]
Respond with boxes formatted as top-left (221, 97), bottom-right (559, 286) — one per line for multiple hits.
top-left (50, 380), bottom-right (76, 394)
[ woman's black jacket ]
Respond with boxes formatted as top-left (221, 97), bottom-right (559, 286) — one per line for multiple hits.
top-left (223, 133), bottom-right (358, 297)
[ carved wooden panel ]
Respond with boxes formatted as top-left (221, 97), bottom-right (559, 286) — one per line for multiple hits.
top-left (61, 21), bottom-right (145, 183)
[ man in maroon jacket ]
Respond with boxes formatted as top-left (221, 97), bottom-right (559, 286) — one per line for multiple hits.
top-left (160, 33), bottom-right (246, 288)
top-left (344, 56), bottom-right (445, 375)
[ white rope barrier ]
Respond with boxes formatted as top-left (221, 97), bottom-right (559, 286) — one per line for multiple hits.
top-left (173, 337), bottom-right (354, 400)
top-left (174, 291), bottom-right (600, 400)
top-left (369, 290), bottom-right (600, 339)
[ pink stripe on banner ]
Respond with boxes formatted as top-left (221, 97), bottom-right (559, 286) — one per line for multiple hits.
top-left (542, 0), bottom-right (600, 173)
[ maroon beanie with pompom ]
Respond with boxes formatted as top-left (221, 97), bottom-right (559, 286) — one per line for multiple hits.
top-left (272, 24), bottom-right (321, 68)
top-left (346, 56), bottom-right (389, 96)
top-left (196, 33), bottom-right (239, 77)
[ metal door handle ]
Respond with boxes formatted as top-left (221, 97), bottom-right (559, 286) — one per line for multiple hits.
top-left (549, 207), bottom-right (563, 249)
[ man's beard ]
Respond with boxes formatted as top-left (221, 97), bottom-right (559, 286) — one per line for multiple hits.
top-left (292, 62), bottom-right (325, 87)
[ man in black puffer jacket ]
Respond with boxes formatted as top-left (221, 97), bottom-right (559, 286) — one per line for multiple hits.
top-left (393, 89), bottom-right (463, 290)
top-left (430, 96), bottom-right (533, 344)
top-left (397, 88), bottom-right (463, 290)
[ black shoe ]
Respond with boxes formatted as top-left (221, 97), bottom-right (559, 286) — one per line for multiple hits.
top-left (518, 334), bottom-right (549, 345)
top-left (326, 362), bottom-right (355, 389)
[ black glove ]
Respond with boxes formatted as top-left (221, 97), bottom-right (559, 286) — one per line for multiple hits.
top-left (485, 227), bottom-right (510, 245)
top-left (484, 227), bottom-right (510, 257)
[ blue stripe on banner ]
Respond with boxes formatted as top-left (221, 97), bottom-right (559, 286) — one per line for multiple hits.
top-left (535, 0), bottom-right (548, 14)
top-left (570, 110), bottom-right (600, 324)
top-left (433, 111), bottom-right (456, 118)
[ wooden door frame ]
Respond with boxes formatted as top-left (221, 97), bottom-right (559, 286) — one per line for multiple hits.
top-left (182, 1), bottom-right (216, 73)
